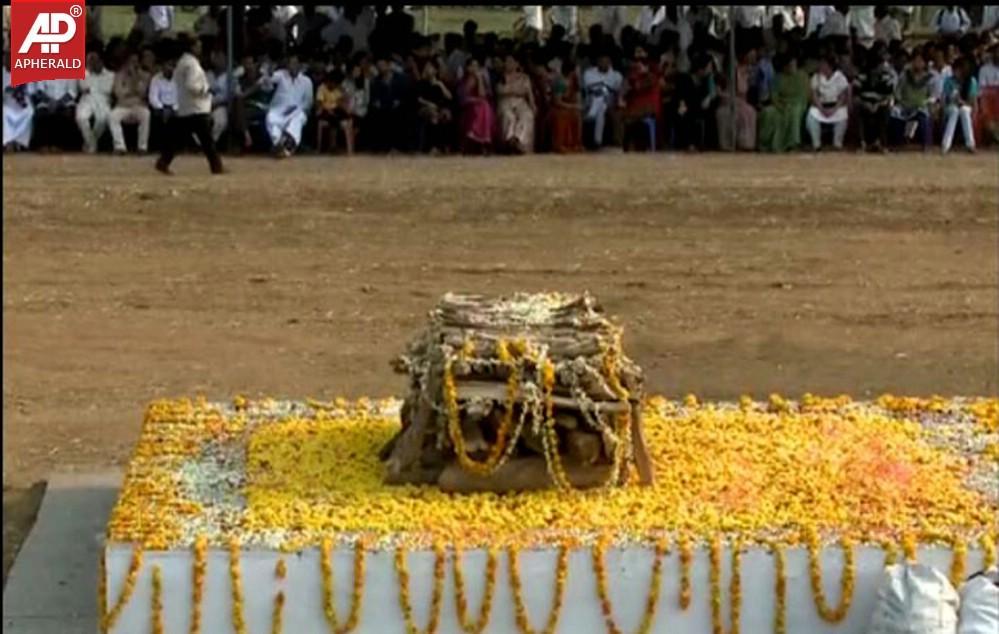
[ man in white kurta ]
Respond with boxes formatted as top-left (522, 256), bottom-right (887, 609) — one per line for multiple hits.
top-left (3, 66), bottom-right (34, 150)
top-left (76, 51), bottom-right (115, 153)
top-left (265, 56), bottom-right (313, 156)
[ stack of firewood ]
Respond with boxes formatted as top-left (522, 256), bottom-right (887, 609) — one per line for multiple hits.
top-left (380, 292), bottom-right (654, 493)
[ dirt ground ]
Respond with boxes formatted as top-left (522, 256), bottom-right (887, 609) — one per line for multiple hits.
top-left (2, 152), bottom-right (997, 581)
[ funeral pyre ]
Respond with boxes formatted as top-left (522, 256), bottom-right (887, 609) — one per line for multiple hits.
top-left (380, 292), bottom-right (654, 492)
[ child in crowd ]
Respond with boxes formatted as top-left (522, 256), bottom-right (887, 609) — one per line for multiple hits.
top-left (891, 50), bottom-right (935, 150)
top-left (315, 69), bottom-right (353, 154)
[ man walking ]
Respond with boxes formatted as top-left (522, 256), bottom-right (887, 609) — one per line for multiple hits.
top-left (156, 34), bottom-right (224, 175)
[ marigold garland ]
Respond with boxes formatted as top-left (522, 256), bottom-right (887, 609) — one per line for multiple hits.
top-left (591, 535), bottom-right (669, 634)
top-left (771, 543), bottom-right (786, 634)
top-left (98, 553), bottom-right (108, 633)
top-left (806, 533), bottom-right (855, 624)
top-left (444, 340), bottom-right (520, 476)
top-left (709, 537), bottom-right (742, 634)
top-left (453, 546), bottom-right (498, 634)
top-left (508, 542), bottom-right (569, 634)
top-left (948, 537), bottom-right (967, 587)
top-left (276, 558), bottom-right (287, 580)
top-left (101, 546), bottom-right (143, 633)
top-left (395, 543), bottom-right (446, 634)
top-left (902, 533), bottom-right (918, 563)
top-left (321, 538), bottom-right (366, 634)
top-left (678, 534), bottom-right (693, 610)
top-left (982, 534), bottom-right (997, 570)
top-left (637, 538), bottom-right (669, 634)
top-left (151, 565), bottom-right (164, 634)
top-left (229, 539), bottom-right (248, 634)
top-left (271, 591), bottom-right (285, 634)
top-left (189, 536), bottom-right (207, 634)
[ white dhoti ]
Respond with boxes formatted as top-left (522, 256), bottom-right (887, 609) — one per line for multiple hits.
top-left (806, 105), bottom-right (849, 149)
top-left (3, 100), bottom-right (34, 148)
top-left (266, 106), bottom-right (307, 147)
top-left (76, 97), bottom-right (110, 153)
top-left (109, 105), bottom-right (151, 152)
top-left (585, 97), bottom-right (609, 146)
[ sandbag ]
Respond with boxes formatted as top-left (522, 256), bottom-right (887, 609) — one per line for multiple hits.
top-left (957, 568), bottom-right (999, 634)
top-left (867, 563), bottom-right (960, 634)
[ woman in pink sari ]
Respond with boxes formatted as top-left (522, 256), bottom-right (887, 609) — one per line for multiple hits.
top-left (460, 58), bottom-right (495, 154)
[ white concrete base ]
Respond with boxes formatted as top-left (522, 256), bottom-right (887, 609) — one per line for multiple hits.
top-left (104, 543), bottom-right (986, 634)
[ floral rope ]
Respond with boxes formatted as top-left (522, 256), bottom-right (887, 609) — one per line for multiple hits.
top-left (509, 542), bottom-right (570, 634)
top-left (678, 534), bottom-right (693, 610)
top-left (452, 547), bottom-right (498, 634)
top-left (151, 565), bottom-right (164, 634)
top-left (591, 535), bottom-right (669, 634)
top-left (321, 538), bottom-right (366, 634)
top-left (189, 536), bottom-right (207, 634)
top-left (771, 543), bottom-right (786, 634)
top-left (395, 543), bottom-right (446, 634)
top-left (229, 539), bottom-right (248, 634)
top-left (101, 546), bottom-right (144, 633)
top-left (806, 533), bottom-right (855, 624)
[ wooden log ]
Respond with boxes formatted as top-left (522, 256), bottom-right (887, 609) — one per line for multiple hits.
top-left (437, 456), bottom-right (614, 493)
top-left (455, 381), bottom-right (636, 410)
top-left (631, 407), bottom-right (655, 486)
top-left (565, 429), bottom-right (603, 465)
top-left (386, 353), bottom-right (443, 477)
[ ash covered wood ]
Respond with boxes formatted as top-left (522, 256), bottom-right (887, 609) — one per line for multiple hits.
top-left (381, 292), bottom-right (654, 492)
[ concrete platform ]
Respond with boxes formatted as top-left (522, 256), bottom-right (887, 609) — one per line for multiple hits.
top-left (3, 471), bottom-right (122, 634)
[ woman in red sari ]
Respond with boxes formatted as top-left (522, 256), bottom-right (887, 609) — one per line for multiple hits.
top-left (550, 60), bottom-right (583, 153)
top-left (460, 58), bottom-right (495, 154)
top-left (622, 45), bottom-right (661, 151)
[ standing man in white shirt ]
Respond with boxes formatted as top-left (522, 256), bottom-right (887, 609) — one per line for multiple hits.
top-left (76, 50), bottom-right (115, 153)
top-left (156, 35), bottom-right (223, 175)
top-left (850, 6), bottom-right (877, 50)
top-left (550, 6), bottom-right (580, 42)
top-left (265, 55), bottom-right (314, 158)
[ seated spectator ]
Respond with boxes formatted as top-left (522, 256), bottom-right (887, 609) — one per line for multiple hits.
top-left (343, 54), bottom-right (372, 146)
top-left (110, 52), bottom-right (152, 154)
top-left (759, 53), bottom-right (810, 152)
top-left (941, 57), bottom-right (978, 153)
top-left (716, 48), bottom-right (757, 151)
top-left (549, 59), bottom-right (583, 153)
top-left (367, 54), bottom-right (410, 153)
top-left (415, 60), bottom-right (453, 154)
top-left (31, 78), bottom-right (78, 151)
top-left (978, 44), bottom-right (999, 145)
top-left (932, 6), bottom-right (972, 40)
top-left (232, 54), bottom-right (272, 151)
top-left (76, 50), bottom-right (115, 153)
top-left (891, 50), bottom-right (934, 149)
top-left (856, 47), bottom-right (897, 152)
top-left (621, 45), bottom-right (660, 151)
top-left (874, 6), bottom-right (902, 47)
top-left (805, 55), bottom-right (851, 150)
top-left (582, 52), bottom-right (623, 148)
top-left (266, 54), bottom-right (313, 157)
top-left (496, 54), bottom-right (537, 154)
top-left (3, 62), bottom-right (33, 151)
top-left (459, 57), bottom-right (495, 154)
top-left (148, 56), bottom-right (178, 150)
top-left (315, 69), bottom-right (354, 154)
top-left (207, 52), bottom-right (233, 144)
top-left (674, 53), bottom-right (717, 151)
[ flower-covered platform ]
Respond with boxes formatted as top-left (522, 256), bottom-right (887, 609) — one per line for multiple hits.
top-left (101, 395), bottom-right (999, 634)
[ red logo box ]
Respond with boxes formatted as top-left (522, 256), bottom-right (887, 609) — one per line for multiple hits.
top-left (10, 0), bottom-right (86, 86)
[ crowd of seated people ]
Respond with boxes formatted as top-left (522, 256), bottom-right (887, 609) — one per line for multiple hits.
top-left (5, 5), bottom-right (999, 157)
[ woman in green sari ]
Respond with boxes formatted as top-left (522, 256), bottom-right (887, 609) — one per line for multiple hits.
top-left (758, 54), bottom-right (810, 152)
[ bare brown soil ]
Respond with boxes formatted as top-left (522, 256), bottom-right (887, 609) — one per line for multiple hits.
top-left (2, 152), bottom-right (997, 577)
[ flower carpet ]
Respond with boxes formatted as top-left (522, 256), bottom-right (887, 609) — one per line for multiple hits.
top-left (100, 394), bottom-right (999, 634)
